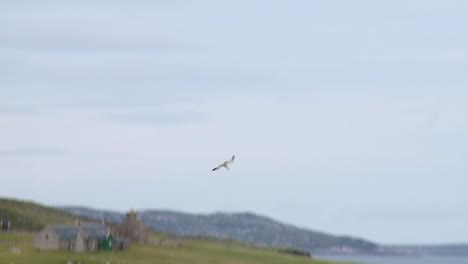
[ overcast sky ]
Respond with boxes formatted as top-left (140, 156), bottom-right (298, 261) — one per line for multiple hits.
top-left (1, 0), bottom-right (467, 245)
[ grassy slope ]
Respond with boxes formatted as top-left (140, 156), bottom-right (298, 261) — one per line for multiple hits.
top-left (0, 198), bottom-right (76, 230)
top-left (0, 233), bottom-right (348, 264)
top-left (0, 198), bottom-right (352, 264)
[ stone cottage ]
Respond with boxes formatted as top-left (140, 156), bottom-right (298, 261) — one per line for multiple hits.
top-left (34, 222), bottom-right (112, 252)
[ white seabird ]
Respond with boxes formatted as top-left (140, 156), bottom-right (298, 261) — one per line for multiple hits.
top-left (212, 155), bottom-right (235, 171)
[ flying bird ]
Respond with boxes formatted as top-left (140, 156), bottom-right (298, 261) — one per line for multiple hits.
top-left (212, 155), bottom-right (235, 171)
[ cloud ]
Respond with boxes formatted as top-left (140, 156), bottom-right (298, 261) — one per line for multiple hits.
top-left (0, 147), bottom-right (69, 157)
top-left (0, 105), bottom-right (43, 116)
top-left (2, 0), bottom-right (467, 109)
top-left (446, 50), bottom-right (468, 62)
top-left (103, 108), bottom-right (211, 126)
top-left (0, 1), bottom-right (192, 52)
top-left (0, 46), bottom-right (277, 107)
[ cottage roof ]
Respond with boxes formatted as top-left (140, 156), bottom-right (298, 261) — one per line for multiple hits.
top-left (49, 223), bottom-right (108, 240)
top-left (80, 223), bottom-right (109, 239)
top-left (50, 225), bottom-right (79, 240)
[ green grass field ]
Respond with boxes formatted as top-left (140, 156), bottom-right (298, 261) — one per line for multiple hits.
top-left (0, 232), bottom-right (349, 264)
top-left (0, 197), bottom-right (354, 264)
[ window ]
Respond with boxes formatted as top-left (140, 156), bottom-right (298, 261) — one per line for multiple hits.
top-left (45, 234), bottom-right (49, 240)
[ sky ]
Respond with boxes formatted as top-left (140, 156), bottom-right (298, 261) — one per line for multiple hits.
top-left (1, 0), bottom-right (467, 245)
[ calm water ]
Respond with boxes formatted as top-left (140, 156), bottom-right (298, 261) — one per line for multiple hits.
top-left (316, 255), bottom-right (468, 264)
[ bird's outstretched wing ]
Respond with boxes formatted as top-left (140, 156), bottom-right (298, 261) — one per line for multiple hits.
top-left (230, 155), bottom-right (235, 163)
top-left (212, 164), bottom-right (223, 171)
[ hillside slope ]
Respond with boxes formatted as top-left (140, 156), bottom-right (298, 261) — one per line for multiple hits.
top-left (0, 198), bottom-right (76, 231)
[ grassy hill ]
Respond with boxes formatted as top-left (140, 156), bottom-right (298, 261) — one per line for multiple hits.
top-left (0, 198), bottom-right (77, 231)
top-left (0, 232), bottom-right (347, 264)
top-left (0, 197), bottom-right (350, 264)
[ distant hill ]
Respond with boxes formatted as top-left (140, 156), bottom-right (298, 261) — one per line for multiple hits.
top-left (384, 244), bottom-right (468, 257)
top-left (60, 206), bottom-right (378, 254)
top-left (60, 207), bottom-right (468, 256)
top-left (0, 198), bottom-right (76, 231)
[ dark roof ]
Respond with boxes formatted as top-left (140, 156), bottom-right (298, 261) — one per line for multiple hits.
top-left (49, 223), bottom-right (108, 240)
top-left (80, 223), bottom-right (108, 239)
top-left (50, 225), bottom-right (79, 240)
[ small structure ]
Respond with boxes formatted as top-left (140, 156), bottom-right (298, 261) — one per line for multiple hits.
top-left (34, 222), bottom-right (113, 252)
top-left (35, 224), bottom-right (79, 251)
top-left (79, 222), bottom-right (113, 251)
top-left (0, 219), bottom-right (11, 231)
top-left (113, 238), bottom-right (130, 251)
top-left (114, 209), bottom-right (149, 244)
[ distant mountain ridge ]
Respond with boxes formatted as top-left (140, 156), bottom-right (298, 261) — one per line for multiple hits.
top-left (385, 244), bottom-right (468, 257)
top-left (60, 206), bottom-right (378, 254)
top-left (60, 206), bottom-right (468, 256)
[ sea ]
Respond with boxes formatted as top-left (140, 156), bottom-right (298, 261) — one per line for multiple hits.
top-left (315, 255), bottom-right (468, 264)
